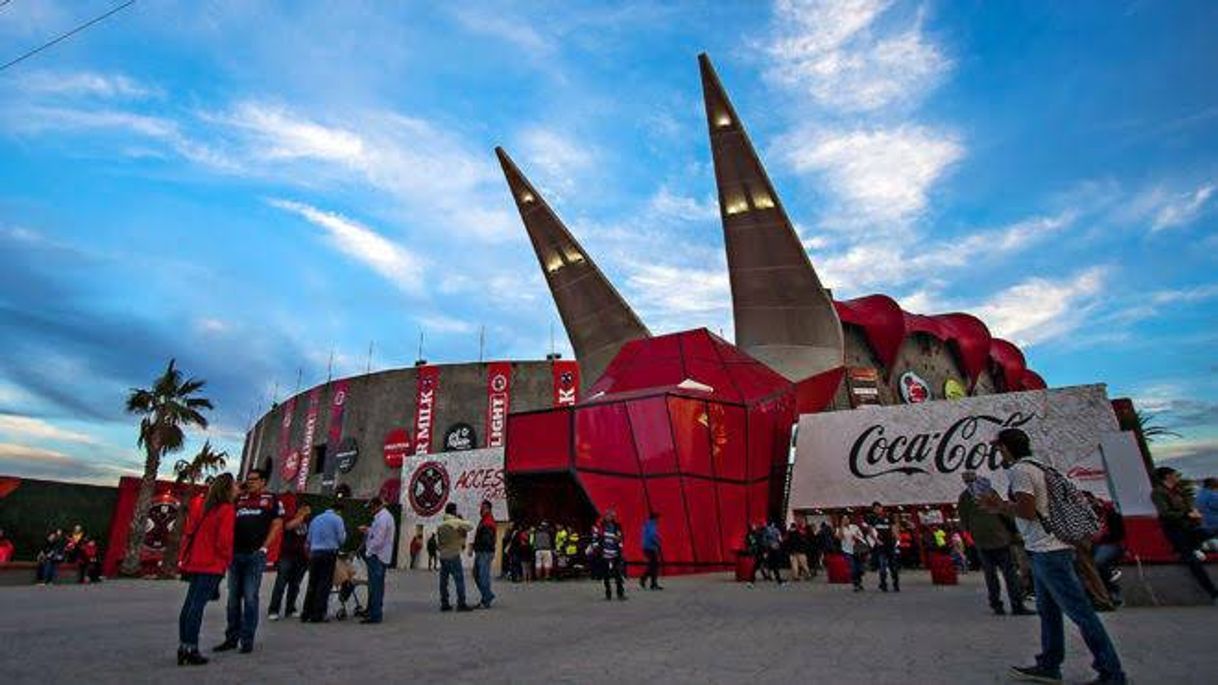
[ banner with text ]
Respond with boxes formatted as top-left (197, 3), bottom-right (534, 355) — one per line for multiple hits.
top-left (321, 380), bottom-right (350, 493)
top-left (400, 447), bottom-right (508, 526)
top-left (485, 362), bottom-right (511, 448)
top-left (413, 365), bottom-right (440, 455)
top-left (277, 396), bottom-right (298, 482)
top-left (552, 360), bottom-right (579, 407)
top-left (295, 386), bottom-right (323, 491)
top-left (788, 384), bottom-right (1118, 510)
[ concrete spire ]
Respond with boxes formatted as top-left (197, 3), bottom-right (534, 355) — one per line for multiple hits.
top-left (698, 53), bottom-right (844, 382)
top-left (495, 147), bottom-right (650, 387)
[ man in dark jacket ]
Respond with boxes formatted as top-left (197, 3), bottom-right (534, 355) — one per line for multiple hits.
top-left (472, 500), bottom-right (497, 608)
top-left (958, 471), bottom-right (1033, 615)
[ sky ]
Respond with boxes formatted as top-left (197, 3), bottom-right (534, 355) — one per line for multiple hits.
top-left (1, 0), bottom-right (1216, 485)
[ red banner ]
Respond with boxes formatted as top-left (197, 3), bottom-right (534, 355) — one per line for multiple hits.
top-left (552, 360), bottom-right (580, 407)
top-left (485, 362), bottom-right (512, 448)
top-left (321, 380), bottom-right (350, 492)
top-left (413, 365), bottom-right (440, 455)
top-left (295, 386), bottom-right (323, 490)
top-left (277, 395), bottom-right (298, 482)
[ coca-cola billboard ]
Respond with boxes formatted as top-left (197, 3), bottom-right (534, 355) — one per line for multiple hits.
top-left (789, 384), bottom-right (1118, 510)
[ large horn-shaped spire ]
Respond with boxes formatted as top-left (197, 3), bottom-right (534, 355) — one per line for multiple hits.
top-left (496, 147), bottom-right (650, 386)
top-left (698, 53), bottom-right (844, 382)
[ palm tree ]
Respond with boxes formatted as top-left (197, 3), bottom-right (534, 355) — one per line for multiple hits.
top-left (1133, 409), bottom-right (1181, 442)
top-left (120, 359), bottom-right (213, 576)
top-left (158, 440), bottom-right (228, 578)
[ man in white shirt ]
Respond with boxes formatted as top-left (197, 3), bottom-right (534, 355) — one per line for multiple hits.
top-left (359, 497), bottom-right (396, 624)
top-left (983, 428), bottom-right (1125, 684)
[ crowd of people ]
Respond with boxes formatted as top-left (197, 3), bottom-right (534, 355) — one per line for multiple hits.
top-left (28, 524), bottom-right (103, 585)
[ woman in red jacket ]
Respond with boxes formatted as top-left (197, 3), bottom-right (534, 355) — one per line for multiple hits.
top-left (177, 473), bottom-right (237, 666)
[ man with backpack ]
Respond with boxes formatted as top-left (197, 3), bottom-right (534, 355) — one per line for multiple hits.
top-left (983, 428), bottom-right (1125, 684)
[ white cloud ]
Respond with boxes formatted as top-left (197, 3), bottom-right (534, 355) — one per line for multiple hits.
top-left (515, 128), bottom-right (596, 198)
top-left (647, 186), bottom-right (719, 223)
top-left (269, 199), bottom-right (426, 295)
top-left (197, 318), bottom-right (230, 334)
top-left (623, 261), bottom-right (732, 336)
top-left (766, 0), bottom-right (951, 112)
top-left (217, 102), bottom-right (366, 164)
top-left (1150, 283), bottom-right (1218, 305)
top-left (969, 267), bottom-right (1107, 346)
top-left (781, 125), bottom-right (964, 226)
top-left (0, 414), bottom-right (101, 445)
top-left (418, 314), bottom-right (478, 335)
top-left (15, 71), bottom-right (159, 99)
top-left (450, 7), bottom-right (554, 56)
top-left (1151, 183), bottom-right (1215, 232)
top-left (0, 442), bottom-right (73, 463)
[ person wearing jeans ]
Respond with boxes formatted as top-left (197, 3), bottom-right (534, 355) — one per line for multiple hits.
top-left (215, 469), bottom-right (283, 654)
top-left (837, 518), bottom-right (866, 592)
top-left (300, 502), bottom-right (347, 622)
top-left (268, 503), bottom-right (310, 620)
top-left (176, 474), bottom-right (236, 666)
top-left (360, 497), bottom-right (396, 623)
top-left (436, 502), bottom-right (474, 612)
top-left (472, 500), bottom-right (497, 608)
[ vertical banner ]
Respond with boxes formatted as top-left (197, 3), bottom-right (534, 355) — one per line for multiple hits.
top-left (413, 365), bottom-right (440, 455)
top-left (552, 360), bottom-right (580, 407)
top-left (485, 362), bottom-right (512, 448)
top-left (321, 380), bottom-right (350, 494)
top-left (295, 386), bottom-right (323, 491)
top-left (277, 396), bottom-right (298, 482)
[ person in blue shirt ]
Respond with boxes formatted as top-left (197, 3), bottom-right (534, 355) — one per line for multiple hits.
top-left (639, 511), bottom-right (663, 591)
top-left (1197, 478), bottom-right (1218, 538)
top-left (301, 499), bottom-right (347, 623)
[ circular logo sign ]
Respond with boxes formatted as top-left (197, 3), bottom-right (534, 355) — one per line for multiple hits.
top-left (335, 436), bottom-right (359, 473)
top-left (899, 371), bottom-right (931, 404)
top-left (142, 493), bottom-right (180, 551)
top-left (490, 372), bottom-right (508, 393)
top-left (444, 423), bottom-right (476, 452)
top-left (408, 461), bottom-right (450, 516)
top-left (383, 428), bottom-right (411, 469)
top-left (944, 378), bottom-right (966, 400)
top-left (280, 449), bottom-right (301, 481)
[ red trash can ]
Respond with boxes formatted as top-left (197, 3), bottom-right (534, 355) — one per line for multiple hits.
top-left (825, 552), bottom-right (851, 584)
top-left (735, 551), bottom-right (755, 582)
top-left (930, 552), bottom-right (958, 585)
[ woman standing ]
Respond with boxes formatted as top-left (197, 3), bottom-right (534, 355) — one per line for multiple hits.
top-left (837, 515), bottom-right (868, 592)
top-left (177, 473), bottom-right (237, 666)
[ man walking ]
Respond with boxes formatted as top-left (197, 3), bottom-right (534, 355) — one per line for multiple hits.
top-left (300, 499), bottom-right (346, 623)
top-left (216, 469), bottom-right (283, 654)
top-left (598, 510), bottom-right (627, 601)
top-left (436, 503), bottom-right (474, 612)
top-left (985, 428), bottom-right (1125, 684)
top-left (268, 503), bottom-right (310, 620)
top-left (865, 503), bottom-right (900, 592)
top-left (471, 500), bottom-right (497, 608)
top-left (533, 522), bottom-right (555, 581)
top-left (959, 471), bottom-right (1033, 616)
top-left (360, 497), bottom-right (395, 624)
top-left (639, 511), bottom-right (663, 590)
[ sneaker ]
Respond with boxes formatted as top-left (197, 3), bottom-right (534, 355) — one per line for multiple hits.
top-left (745, 582), bottom-right (754, 588)
top-left (1008, 665), bottom-right (1062, 682)
top-left (440, 605), bottom-right (453, 612)
top-left (212, 639), bottom-right (238, 653)
top-left (1011, 607), bottom-right (1038, 616)
top-left (238, 644), bottom-right (253, 655)
top-left (1194, 549), bottom-right (1207, 562)
top-left (268, 612), bottom-right (281, 621)
top-left (1108, 569), bottom-right (1122, 583)
top-left (456, 604), bottom-right (474, 613)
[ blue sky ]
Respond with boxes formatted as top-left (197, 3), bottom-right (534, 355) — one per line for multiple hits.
top-left (1, 0), bottom-right (1216, 484)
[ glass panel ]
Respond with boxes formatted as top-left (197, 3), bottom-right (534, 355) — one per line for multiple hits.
top-left (682, 477), bottom-right (723, 564)
top-left (668, 397), bottom-right (712, 477)
top-left (748, 481), bottom-right (770, 528)
top-left (746, 406), bottom-right (775, 482)
top-left (643, 477), bottom-right (693, 565)
top-left (627, 398), bottom-right (678, 475)
top-left (505, 410), bottom-right (571, 472)
top-left (716, 482), bottom-right (748, 554)
top-left (577, 472), bottom-right (650, 563)
top-left (575, 404), bottom-right (638, 475)
top-left (709, 402), bottom-right (747, 482)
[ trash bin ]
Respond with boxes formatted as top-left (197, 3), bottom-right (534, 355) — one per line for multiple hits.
top-left (930, 552), bottom-right (958, 585)
top-left (825, 552), bottom-right (851, 584)
top-left (735, 550), bottom-right (755, 582)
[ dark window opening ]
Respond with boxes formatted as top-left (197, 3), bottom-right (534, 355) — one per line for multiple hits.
top-left (312, 444), bottom-right (327, 475)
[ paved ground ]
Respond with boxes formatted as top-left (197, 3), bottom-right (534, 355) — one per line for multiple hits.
top-left (1, 568), bottom-right (1213, 683)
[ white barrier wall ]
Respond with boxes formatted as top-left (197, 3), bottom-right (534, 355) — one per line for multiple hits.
top-left (398, 447), bottom-right (508, 567)
top-left (789, 384), bottom-right (1120, 510)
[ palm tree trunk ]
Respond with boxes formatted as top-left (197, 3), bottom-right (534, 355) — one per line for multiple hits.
top-left (120, 441), bottom-right (161, 576)
top-left (158, 483), bottom-right (191, 579)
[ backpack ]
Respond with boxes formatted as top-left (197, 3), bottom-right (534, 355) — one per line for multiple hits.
top-left (1023, 460), bottom-right (1101, 545)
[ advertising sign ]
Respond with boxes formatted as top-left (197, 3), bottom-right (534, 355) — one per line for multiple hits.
top-left (400, 448), bottom-right (508, 525)
top-left (444, 423), bottom-right (476, 452)
top-left (485, 362), bottom-right (511, 447)
top-left (413, 365), bottom-right (440, 455)
top-left (944, 378), bottom-right (966, 400)
top-left (788, 384), bottom-right (1118, 510)
top-left (277, 396), bottom-right (298, 481)
top-left (335, 437), bottom-right (359, 473)
top-left (898, 371), bottom-right (931, 404)
top-left (847, 367), bottom-right (882, 407)
top-left (552, 360), bottom-right (580, 407)
top-left (295, 386), bottom-right (323, 491)
top-left (383, 428), bottom-right (411, 469)
top-left (321, 380), bottom-right (350, 493)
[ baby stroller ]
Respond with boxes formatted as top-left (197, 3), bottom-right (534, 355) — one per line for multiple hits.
top-left (332, 551), bottom-right (369, 621)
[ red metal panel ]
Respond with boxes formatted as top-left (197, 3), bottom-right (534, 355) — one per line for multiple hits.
top-left (746, 404), bottom-right (776, 482)
top-left (577, 472), bottom-right (650, 562)
top-left (684, 358), bottom-right (740, 402)
top-left (575, 403), bottom-right (638, 474)
top-left (642, 477), bottom-right (694, 564)
top-left (627, 397), bottom-right (678, 475)
top-left (668, 397), bottom-right (713, 477)
top-left (936, 313), bottom-right (993, 388)
top-left (505, 410), bottom-right (571, 472)
top-left (990, 338), bottom-right (1028, 391)
top-left (682, 477), bottom-right (724, 563)
top-left (678, 328), bottom-right (721, 362)
top-left (709, 402), bottom-right (747, 482)
top-left (834, 295), bottom-right (905, 370)
top-left (716, 482), bottom-right (748, 554)
top-left (748, 481), bottom-right (770, 526)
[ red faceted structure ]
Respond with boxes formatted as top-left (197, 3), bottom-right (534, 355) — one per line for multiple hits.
top-left (505, 328), bottom-right (840, 573)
